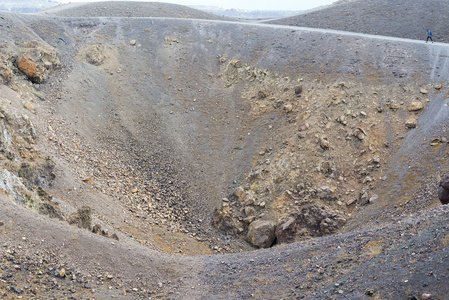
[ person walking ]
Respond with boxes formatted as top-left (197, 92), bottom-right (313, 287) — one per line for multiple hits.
top-left (426, 29), bottom-right (434, 43)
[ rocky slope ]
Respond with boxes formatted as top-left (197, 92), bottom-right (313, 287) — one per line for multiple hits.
top-left (264, 0), bottom-right (449, 43)
top-left (0, 1), bottom-right (448, 298)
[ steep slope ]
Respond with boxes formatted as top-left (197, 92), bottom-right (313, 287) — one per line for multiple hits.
top-left (264, 0), bottom-right (449, 43)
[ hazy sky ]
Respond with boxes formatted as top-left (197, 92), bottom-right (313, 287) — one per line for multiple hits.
top-left (57, 0), bottom-right (337, 11)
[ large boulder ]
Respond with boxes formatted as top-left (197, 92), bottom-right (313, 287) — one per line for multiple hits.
top-left (247, 220), bottom-right (276, 248)
top-left (17, 41), bottom-right (60, 83)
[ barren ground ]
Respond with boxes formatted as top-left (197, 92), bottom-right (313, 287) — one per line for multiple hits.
top-left (0, 1), bottom-right (448, 299)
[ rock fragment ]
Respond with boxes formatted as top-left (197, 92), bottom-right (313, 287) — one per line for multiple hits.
top-left (408, 101), bottom-right (424, 111)
top-left (294, 85), bottom-right (302, 97)
top-left (405, 118), bottom-right (417, 129)
top-left (319, 137), bottom-right (329, 149)
top-left (420, 89), bottom-right (428, 94)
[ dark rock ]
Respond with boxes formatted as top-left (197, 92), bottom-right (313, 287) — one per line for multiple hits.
top-left (321, 161), bottom-right (336, 175)
top-left (439, 174), bottom-right (449, 190)
top-left (212, 204), bottom-right (243, 235)
top-left (275, 205), bottom-right (346, 244)
top-left (258, 90), bottom-right (268, 99)
top-left (437, 186), bottom-right (449, 205)
top-left (18, 160), bottom-right (56, 189)
top-left (275, 217), bottom-right (301, 244)
top-left (11, 286), bottom-right (22, 294)
top-left (92, 224), bottom-right (107, 236)
top-left (247, 220), bottom-right (276, 248)
top-left (38, 202), bottom-right (65, 220)
top-left (68, 206), bottom-right (92, 230)
top-left (294, 85), bottom-right (303, 97)
top-left (405, 118), bottom-right (417, 129)
top-left (319, 137), bottom-right (330, 149)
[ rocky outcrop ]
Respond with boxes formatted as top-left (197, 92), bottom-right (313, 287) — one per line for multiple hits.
top-left (247, 220), bottom-right (276, 248)
top-left (275, 205), bottom-right (346, 244)
top-left (0, 40), bottom-right (60, 84)
top-left (68, 206), bottom-right (93, 230)
top-left (16, 41), bottom-right (60, 83)
top-left (0, 43), bottom-right (17, 83)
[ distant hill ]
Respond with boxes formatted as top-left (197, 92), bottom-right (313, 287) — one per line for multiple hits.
top-left (264, 0), bottom-right (449, 42)
top-left (38, 1), bottom-right (233, 20)
top-left (0, 0), bottom-right (59, 13)
top-left (191, 6), bottom-right (301, 19)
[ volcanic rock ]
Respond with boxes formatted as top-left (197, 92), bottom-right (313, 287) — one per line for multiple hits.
top-left (275, 217), bottom-right (300, 244)
top-left (68, 206), bottom-right (93, 230)
top-left (405, 118), bottom-right (417, 129)
top-left (439, 173), bottom-right (449, 190)
top-left (420, 89), bottom-right (428, 94)
top-left (317, 185), bottom-right (338, 201)
top-left (408, 101), bottom-right (424, 111)
top-left (294, 85), bottom-right (303, 96)
top-left (84, 44), bottom-right (106, 66)
top-left (247, 220), bottom-right (276, 248)
top-left (38, 202), bottom-right (65, 220)
top-left (320, 137), bottom-right (330, 149)
top-left (438, 187), bottom-right (449, 204)
top-left (275, 205), bottom-right (346, 244)
top-left (17, 41), bottom-right (60, 83)
top-left (212, 204), bottom-right (243, 235)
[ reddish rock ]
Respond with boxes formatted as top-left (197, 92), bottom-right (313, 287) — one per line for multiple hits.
top-left (18, 55), bottom-right (43, 83)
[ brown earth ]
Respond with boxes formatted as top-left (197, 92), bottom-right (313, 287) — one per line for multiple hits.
top-left (0, 1), bottom-right (448, 299)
